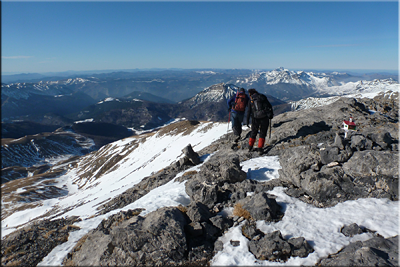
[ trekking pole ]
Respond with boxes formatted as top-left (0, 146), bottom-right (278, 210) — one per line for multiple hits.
top-left (268, 118), bottom-right (272, 139)
top-left (227, 110), bottom-right (231, 134)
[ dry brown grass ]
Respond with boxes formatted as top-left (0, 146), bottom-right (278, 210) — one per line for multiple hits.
top-left (43, 229), bottom-right (57, 239)
top-left (62, 234), bottom-right (89, 265)
top-left (70, 234), bottom-right (88, 253)
top-left (3, 245), bottom-right (16, 256)
top-left (57, 235), bottom-right (68, 242)
top-left (182, 170), bottom-right (198, 176)
top-left (5, 260), bottom-right (22, 267)
top-left (198, 121), bottom-right (214, 133)
top-left (233, 203), bottom-right (252, 220)
top-left (157, 120), bottom-right (200, 137)
top-left (61, 225), bottom-right (81, 231)
top-left (177, 205), bottom-right (187, 214)
top-left (3, 252), bottom-right (26, 265)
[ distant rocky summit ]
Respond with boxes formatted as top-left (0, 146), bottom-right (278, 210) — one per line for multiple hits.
top-left (1, 93), bottom-right (398, 266)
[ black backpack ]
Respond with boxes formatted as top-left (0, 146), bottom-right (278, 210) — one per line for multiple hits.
top-left (250, 94), bottom-right (273, 119)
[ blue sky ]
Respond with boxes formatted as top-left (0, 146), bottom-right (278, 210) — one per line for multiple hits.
top-left (2, 1), bottom-right (398, 74)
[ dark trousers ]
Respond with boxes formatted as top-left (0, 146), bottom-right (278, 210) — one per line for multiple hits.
top-left (231, 111), bottom-right (244, 137)
top-left (250, 116), bottom-right (269, 139)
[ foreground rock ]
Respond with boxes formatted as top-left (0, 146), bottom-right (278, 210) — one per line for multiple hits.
top-left (240, 221), bottom-right (314, 262)
top-left (63, 207), bottom-right (189, 266)
top-left (1, 216), bottom-right (81, 266)
top-left (63, 206), bottom-right (231, 266)
top-left (317, 235), bottom-right (399, 266)
top-left (237, 192), bottom-right (282, 221)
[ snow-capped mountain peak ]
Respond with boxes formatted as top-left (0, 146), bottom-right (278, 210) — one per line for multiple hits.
top-left (181, 83), bottom-right (239, 108)
top-left (240, 68), bottom-right (336, 87)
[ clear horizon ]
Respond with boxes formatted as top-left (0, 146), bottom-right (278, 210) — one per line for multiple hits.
top-left (2, 67), bottom-right (399, 77)
top-left (2, 1), bottom-right (398, 74)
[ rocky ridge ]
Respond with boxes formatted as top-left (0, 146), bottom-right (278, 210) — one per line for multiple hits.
top-left (1, 93), bottom-right (398, 266)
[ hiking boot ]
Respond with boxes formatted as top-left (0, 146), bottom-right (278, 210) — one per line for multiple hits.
top-left (248, 138), bottom-right (255, 151)
top-left (258, 148), bottom-right (264, 155)
top-left (234, 135), bottom-right (241, 143)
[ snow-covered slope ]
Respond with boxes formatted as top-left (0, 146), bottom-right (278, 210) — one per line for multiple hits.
top-left (1, 120), bottom-right (228, 236)
top-left (1, 117), bottom-right (398, 266)
top-left (1, 129), bottom-right (95, 170)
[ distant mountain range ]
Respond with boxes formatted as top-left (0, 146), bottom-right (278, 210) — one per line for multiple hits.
top-left (234, 67), bottom-right (398, 101)
top-left (1, 68), bottom-right (398, 138)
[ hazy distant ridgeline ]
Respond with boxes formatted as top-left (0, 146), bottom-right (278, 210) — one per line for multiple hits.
top-left (1, 68), bottom-right (397, 137)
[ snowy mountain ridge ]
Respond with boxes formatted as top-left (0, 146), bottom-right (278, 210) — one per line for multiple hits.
top-left (236, 67), bottom-right (340, 87)
top-left (179, 83), bottom-right (238, 108)
top-left (290, 90), bottom-right (399, 111)
top-left (235, 67), bottom-right (398, 95)
top-left (2, 78), bottom-right (95, 97)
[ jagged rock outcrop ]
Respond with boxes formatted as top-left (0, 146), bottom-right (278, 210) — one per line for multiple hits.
top-left (268, 97), bottom-right (399, 207)
top-left (181, 143), bottom-right (200, 165)
top-left (63, 207), bottom-right (189, 266)
top-left (185, 152), bottom-right (247, 208)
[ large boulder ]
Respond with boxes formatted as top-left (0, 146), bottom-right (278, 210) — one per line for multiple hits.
top-left (185, 152), bottom-right (247, 208)
top-left (197, 153), bottom-right (247, 185)
top-left (278, 144), bottom-right (321, 188)
top-left (237, 192), bottom-right (282, 221)
top-left (248, 230), bottom-right (313, 262)
top-left (299, 166), bottom-right (348, 204)
top-left (181, 143), bottom-right (200, 165)
top-left (319, 146), bottom-right (352, 165)
top-left (185, 179), bottom-right (218, 208)
top-left (249, 231), bottom-right (291, 261)
top-left (186, 201), bottom-right (213, 223)
top-left (342, 150), bottom-right (399, 178)
top-left (350, 134), bottom-right (374, 151)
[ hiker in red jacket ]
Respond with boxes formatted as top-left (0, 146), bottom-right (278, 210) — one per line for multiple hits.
top-left (246, 88), bottom-right (273, 155)
top-left (227, 88), bottom-right (249, 143)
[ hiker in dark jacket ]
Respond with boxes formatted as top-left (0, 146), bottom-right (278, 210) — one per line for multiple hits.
top-left (246, 88), bottom-right (273, 154)
top-left (227, 88), bottom-right (249, 143)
